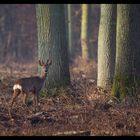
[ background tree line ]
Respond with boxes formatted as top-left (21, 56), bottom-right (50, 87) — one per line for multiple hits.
top-left (0, 4), bottom-right (37, 63)
top-left (0, 4), bottom-right (99, 63)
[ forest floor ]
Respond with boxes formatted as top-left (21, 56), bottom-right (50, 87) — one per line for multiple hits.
top-left (0, 58), bottom-right (140, 136)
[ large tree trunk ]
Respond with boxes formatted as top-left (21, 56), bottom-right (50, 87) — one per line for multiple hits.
top-left (81, 4), bottom-right (89, 61)
top-left (112, 4), bottom-right (140, 99)
top-left (36, 4), bottom-right (70, 90)
top-left (97, 4), bottom-right (116, 90)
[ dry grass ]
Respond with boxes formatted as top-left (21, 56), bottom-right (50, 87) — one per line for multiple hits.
top-left (0, 60), bottom-right (140, 136)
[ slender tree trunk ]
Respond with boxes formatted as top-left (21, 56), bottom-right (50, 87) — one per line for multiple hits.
top-left (81, 4), bottom-right (89, 61)
top-left (87, 4), bottom-right (94, 59)
top-left (0, 5), bottom-right (13, 63)
top-left (67, 4), bottom-right (73, 57)
top-left (112, 4), bottom-right (140, 99)
top-left (64, 4), bottom-right (68, 56)
top-left (64, 4), bottom-right (73, 59)
top-left (36, 4), bottom-right (70, 90)
top-left (133, 5), bottom-right (140, 84)
top-left (97, 4), bottom-right (117, 90)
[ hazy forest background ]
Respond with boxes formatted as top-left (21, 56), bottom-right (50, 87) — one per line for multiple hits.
top-left (0, 4), bottom-right (140, 136)
top-left (0, 4), bottom-right (98, 64)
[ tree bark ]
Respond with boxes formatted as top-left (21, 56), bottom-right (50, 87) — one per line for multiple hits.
top-left (97, 4), bottom-right (116, 90)
top-left (81, 4), bottom-right (89, 61)
top-left (132, 5), bottom-right (140, 83)
top-left (112, 4), bottom-right (140, 99)
top-left (65, 4), bottom-right (73, 58)
top-left (36, 4), bottom-right (70, 90)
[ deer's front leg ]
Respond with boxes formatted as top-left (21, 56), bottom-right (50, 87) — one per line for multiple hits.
top-left (33, 92), bottom-right (37, 113)
top-left (33, 92), bottom-right (39, 113)
top-left (36, 93), bottom-right (39, 106)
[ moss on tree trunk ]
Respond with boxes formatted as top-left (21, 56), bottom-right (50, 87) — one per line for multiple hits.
top-left (112, 74), bottom-right (135, 99)
top-left (112, 4), bottom-right (140, 99)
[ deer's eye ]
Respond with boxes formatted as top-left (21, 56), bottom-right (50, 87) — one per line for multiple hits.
top-left (45, 68), bottom-right (48, 72)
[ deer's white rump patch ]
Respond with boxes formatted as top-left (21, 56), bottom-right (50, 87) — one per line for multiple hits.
top-left (13, 84), bottom-right (22, 91)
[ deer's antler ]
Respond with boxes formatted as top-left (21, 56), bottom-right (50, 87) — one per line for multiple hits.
top-left (46, 59), bottom-right (52, 66)
top-left (39, 60), bottom-right (46, 66)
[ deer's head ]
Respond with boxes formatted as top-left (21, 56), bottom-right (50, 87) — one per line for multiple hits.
top-left (39, 59), bottom-right (52, 77)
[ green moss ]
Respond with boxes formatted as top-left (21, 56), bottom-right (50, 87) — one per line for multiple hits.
top-left (39, 78), bottom-right (70, 97)
top-left (40, 90), bottom-right (47, 97)
top-left (40, 86), bottom-right (67, 97)
top-left (111, 74), bottom-right (135, 100)
top-left (48, 87), bottom-right (66, 97)
top-left (119, 85), bottom-right (127, 100)
top-left (45, 79), bottom-right (70, 89)
top-left (111, 80), bottom-right (120, 99)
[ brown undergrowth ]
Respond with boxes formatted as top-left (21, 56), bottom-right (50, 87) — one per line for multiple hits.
top-left (0, 60), bottom-right (140, 136)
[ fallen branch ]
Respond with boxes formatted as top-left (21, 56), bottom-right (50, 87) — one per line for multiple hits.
top-left (52, 130), bottom-right (91, 136)
top-left (27, 112), bottom-right (45, 119)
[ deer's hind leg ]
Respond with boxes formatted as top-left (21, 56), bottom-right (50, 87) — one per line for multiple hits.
top-left (23, 93), bottom-right (28, 105)
top-left (11, 89), bottom-right (21, 109)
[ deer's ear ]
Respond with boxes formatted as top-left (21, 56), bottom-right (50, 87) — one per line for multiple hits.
top-left (48, 60), bottom-right (52, 65)
top-left (46, 59), bottom-right (52, 65)
top-left (46, 59), bottom-right (49, 64)
top-left (42, 60), bottom-right (45, 65)
top-left (39, 60), bottom-right (43, 66)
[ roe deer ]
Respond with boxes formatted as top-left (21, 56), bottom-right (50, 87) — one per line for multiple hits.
top-left (11, 59), bottom-right (52, 112)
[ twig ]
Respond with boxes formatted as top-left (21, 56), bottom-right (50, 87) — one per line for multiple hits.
top-left (27, 112), bottom-right (44, 119)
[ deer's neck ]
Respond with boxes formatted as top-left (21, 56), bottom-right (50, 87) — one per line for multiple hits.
top-left (40, 72), bottom-right (47, 80)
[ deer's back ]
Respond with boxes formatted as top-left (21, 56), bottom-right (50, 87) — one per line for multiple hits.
top-left (14, 76), bottom-right (44, 93)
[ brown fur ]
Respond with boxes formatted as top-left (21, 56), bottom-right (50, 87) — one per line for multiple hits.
top-left (11, 59), bottom-right (52, 112)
